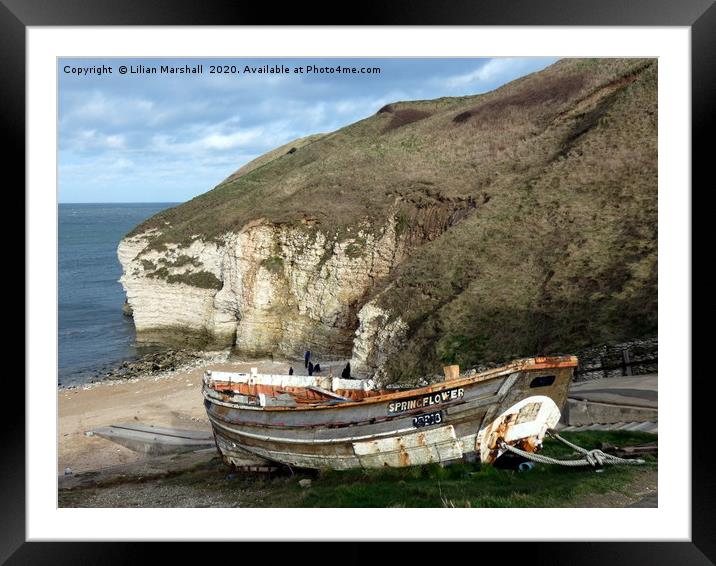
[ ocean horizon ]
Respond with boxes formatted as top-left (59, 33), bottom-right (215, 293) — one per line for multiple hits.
top-left (58, 202), bottom-right (180, 386)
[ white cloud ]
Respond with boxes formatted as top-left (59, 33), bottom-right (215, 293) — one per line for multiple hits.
top-left (439, 58), bottom-right (537, 90)
top-left (332, 92), bottom-right (409, 117)
top-left (148, 121), bottom-right (296, 155)
top-left (65, 129), bottom-right (127, 151)
top-left (61, 91), bottom-right (156, 128)
top-left (105, 134), bottom-right (126, 148)
top-left (196, 129), bottom-right (264, 150)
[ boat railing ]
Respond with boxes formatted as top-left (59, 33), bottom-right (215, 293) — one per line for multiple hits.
top-left (204, 368), bottom-right (375, 393)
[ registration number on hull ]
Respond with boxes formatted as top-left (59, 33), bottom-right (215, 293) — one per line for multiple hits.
top-left (412, 411), bottom-right (444, 429)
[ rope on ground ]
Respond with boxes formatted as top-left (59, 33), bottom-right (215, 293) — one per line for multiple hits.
top-left (499, 431), bottom-right (646, 467)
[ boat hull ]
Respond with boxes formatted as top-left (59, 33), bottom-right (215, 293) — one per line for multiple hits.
top-left (203, 358), bottom-right (576, 470)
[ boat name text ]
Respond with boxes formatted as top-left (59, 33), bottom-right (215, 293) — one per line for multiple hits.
top-left (387, 388), bottom-right (464, 415)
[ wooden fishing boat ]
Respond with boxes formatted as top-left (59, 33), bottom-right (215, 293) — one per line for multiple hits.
top-left (202, 355), bottom-right (578, 470)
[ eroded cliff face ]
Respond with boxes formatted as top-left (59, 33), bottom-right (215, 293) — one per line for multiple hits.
top-left (118, 216), bottom-right (410, 373)
top-left (351, 301), bottom-right (408, 381)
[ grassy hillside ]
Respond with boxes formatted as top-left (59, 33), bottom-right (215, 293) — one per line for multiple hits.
top-left (129, 58), bottom-right (657, 380)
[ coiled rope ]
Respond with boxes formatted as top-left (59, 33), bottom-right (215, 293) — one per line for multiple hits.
top-left (499, 431), bottom-right (646, 467)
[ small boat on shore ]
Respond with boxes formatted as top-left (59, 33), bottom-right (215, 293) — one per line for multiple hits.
top-left (202, 356), bottom-right (578, 470)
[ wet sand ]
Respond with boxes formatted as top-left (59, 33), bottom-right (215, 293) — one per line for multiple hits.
top-left (58, 357), bottom-right (341, 474)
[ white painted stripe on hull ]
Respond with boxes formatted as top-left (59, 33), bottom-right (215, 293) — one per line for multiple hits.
top-left (209, 414), bottom-right (417, 444)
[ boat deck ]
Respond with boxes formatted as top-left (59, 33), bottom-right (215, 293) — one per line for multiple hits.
top-left (209, 382), bottom-right (385, 405)
top-left (204, 356), bottom-right (578, 411)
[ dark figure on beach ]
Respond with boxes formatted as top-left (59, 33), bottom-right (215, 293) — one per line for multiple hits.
top-left (341, 362), bottom-right (351, 379)
top-left (313, 363), bottom-right (321, 373)
top-left (308, 361), bottom-right (315, 376)
top-left (304, 350), bottom-right (311, 368)
top-left (288, 367), bottom-right (294, 376)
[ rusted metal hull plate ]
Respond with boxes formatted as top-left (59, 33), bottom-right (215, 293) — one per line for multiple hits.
top-left (353, 425), bottom-right (463, 468)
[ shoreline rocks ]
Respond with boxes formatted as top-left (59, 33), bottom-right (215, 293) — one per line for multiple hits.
top-left (122, 299), bottom-right (133, 317)
top-left (102, 349), bottom-right (203, 381)
top-left (59, 349), bottom-right (230, 390)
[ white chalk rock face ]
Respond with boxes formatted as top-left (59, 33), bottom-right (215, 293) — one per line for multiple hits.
top-left (117, 218), bottom-right (408, 366)
top-left (351, 301), bottom-right (408, 381)
top-left (117, 232), bottom-right (231, 347)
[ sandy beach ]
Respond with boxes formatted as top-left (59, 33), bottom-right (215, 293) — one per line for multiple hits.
top-left (58, 356), bottom-right (336, 474)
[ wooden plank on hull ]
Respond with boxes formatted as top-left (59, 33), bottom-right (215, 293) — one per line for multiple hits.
top-left (352, 425), bottom-right (463, 468)
top-left (213, 434), bottom-right (275, 467)
top-left (446, 394), bottom-right (501, 415)
top-left (210, 414), bottom-right (416, 444)
top-left (258, 392), bottom-right (298, 408)
top-left (307, 386), bottom-right (351, 402)
top-left (458, 433), bottom-right (478, 454)
top-left (242, 444), bottom-right (363, 470)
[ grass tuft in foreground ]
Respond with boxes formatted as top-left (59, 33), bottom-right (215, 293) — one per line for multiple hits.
top-left (257, 431), bottom-right (657, 508)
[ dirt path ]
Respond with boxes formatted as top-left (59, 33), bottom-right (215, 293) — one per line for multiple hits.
top-left (565, 469), bottom-right (658, 508)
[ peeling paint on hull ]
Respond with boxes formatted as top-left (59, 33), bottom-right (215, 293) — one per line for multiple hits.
top-left (353, 425), bottom-right (463, 468)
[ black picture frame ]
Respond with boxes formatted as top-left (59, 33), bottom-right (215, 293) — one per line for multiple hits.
top-left (7, 0), bottom-right (712, 563)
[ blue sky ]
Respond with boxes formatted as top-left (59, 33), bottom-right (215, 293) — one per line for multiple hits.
top-left (59, 57), bottom-right (558, 203)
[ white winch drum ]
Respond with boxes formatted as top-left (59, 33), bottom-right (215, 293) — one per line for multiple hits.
top-left (478, 395), bottom-right (561, 464)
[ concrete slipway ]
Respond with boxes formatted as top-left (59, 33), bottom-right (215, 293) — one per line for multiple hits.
top-left (558, 374), bottom-right (657, 433)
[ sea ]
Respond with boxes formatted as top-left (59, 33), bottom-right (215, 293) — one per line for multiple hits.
top-left (58, 203), bottom-right (179, 387)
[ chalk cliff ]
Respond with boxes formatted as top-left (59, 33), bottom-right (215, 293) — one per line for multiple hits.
top-left (119, 216), bottom-right (411, 364)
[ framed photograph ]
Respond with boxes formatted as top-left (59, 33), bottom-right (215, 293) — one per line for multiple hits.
top-left (10, 0), bottom-right (711, 562)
